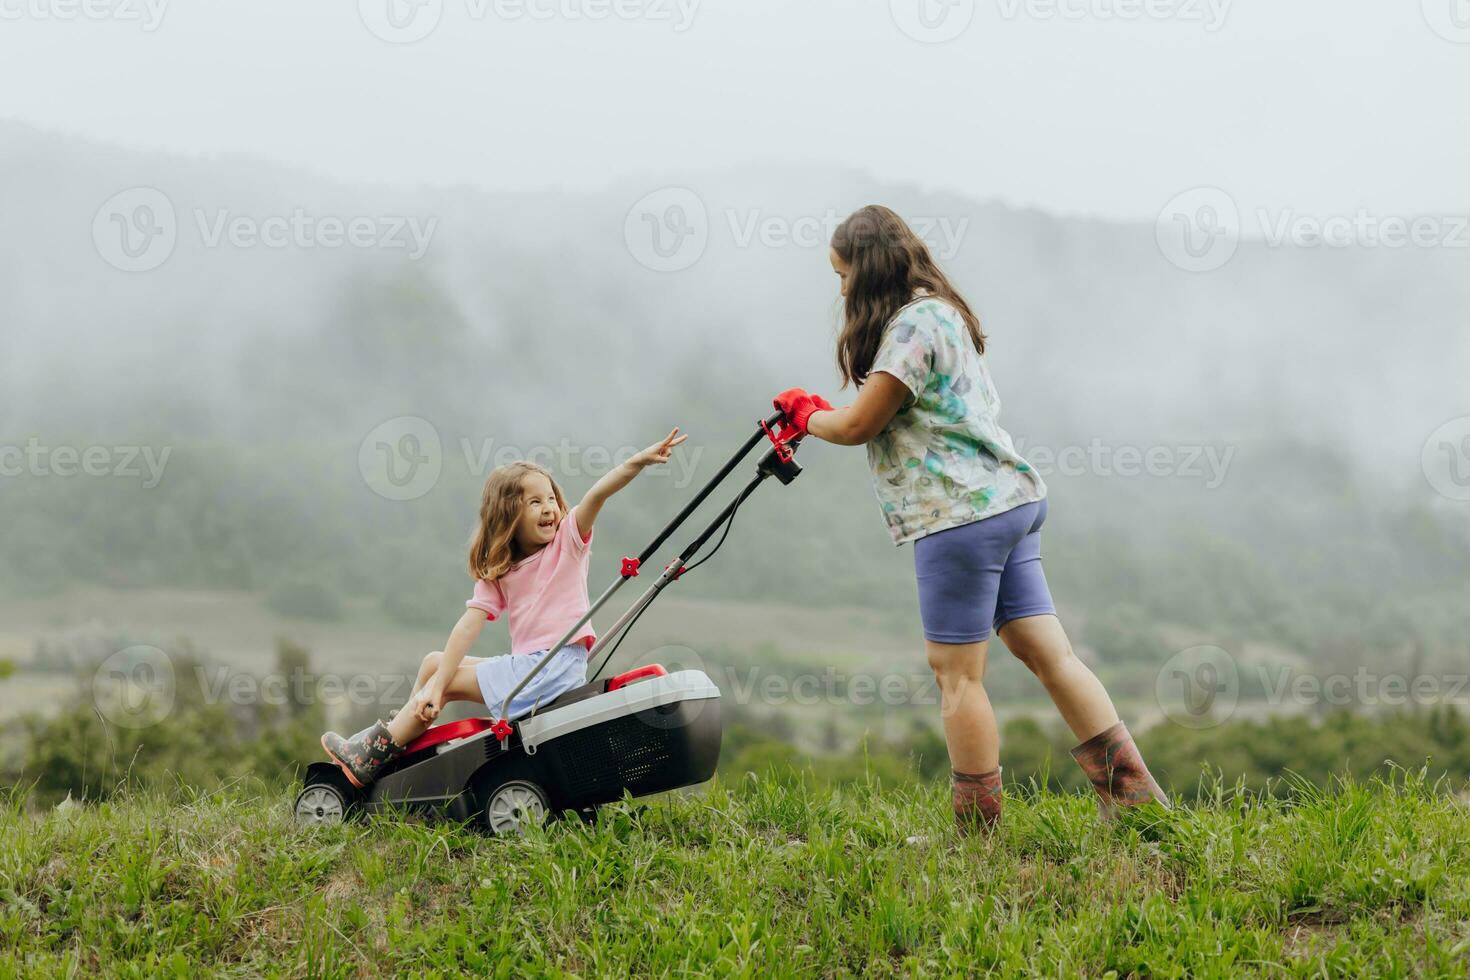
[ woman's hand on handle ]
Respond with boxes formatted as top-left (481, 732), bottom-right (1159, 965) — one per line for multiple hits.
top-left (773, 389), bottom-right (835, 437)
top-left (775, 375), bottom-right (909, 446)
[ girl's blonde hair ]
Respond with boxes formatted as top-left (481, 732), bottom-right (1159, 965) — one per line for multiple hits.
top-left (467, 462), bottom-right (568, 581)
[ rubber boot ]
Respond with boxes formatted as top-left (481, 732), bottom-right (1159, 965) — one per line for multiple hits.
top-left (953, 767), bottom-right (1004, 833)
top-left (1069, 721), bottom-right (1170, 819)
top-left (321, 720), bottom-right (408, 789)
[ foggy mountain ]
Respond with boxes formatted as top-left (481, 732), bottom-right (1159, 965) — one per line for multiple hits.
top-left (2, 117), bottom-right (1468, 702)
top-left (4, 117), bottom-right (1466, 500)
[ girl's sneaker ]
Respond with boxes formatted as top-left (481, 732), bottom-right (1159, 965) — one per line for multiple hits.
top-left (321, 721), bottom-right (408, 789)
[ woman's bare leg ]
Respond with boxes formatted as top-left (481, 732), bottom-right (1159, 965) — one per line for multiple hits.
top-left (998, 615), bottom-right (1119, 741)
top-left (927, 639), bottom-right (1000, 773)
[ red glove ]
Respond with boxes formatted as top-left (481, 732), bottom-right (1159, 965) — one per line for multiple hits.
top-left (773, 388), bottom-right (835, 437)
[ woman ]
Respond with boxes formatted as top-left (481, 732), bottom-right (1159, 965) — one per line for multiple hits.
top-left (774, 205), bottom-right (1168, 833)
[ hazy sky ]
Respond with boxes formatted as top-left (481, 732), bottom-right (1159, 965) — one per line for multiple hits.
top-left (2, 0), bottom-right (1466, 220)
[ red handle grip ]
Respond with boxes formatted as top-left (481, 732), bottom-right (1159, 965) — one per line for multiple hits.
top-left (606, 664), bottom-right (668, 692)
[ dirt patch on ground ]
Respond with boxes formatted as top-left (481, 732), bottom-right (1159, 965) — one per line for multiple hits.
top-left (323, 870), bottom-right (360, 902)
top-left (1281, 921), bottom-right (1346, 959)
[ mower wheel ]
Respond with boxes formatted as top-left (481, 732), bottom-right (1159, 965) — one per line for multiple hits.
top-left (483, 780), bottom-right (549, 836)
top-left (293, 765), bottom-right (362, 828)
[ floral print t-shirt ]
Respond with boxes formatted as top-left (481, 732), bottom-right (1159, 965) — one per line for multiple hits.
top-left (865, 297), bottom-right (1046, 546)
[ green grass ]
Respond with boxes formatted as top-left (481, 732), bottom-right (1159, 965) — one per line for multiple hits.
top-left (1, 773), bottom-right (1468, 978)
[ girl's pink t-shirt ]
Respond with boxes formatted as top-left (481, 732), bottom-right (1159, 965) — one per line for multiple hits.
top-left (466, 507), bottom-right (596, 655)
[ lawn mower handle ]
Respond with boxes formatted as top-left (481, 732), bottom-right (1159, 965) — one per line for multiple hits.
top-left (494, 410), bottom-right (794, 723)
top-left (633, 410), bottom-right (786, 565)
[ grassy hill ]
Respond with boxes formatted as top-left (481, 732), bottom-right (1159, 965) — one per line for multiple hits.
top-left (2, 774), bottom-right (1467, 977)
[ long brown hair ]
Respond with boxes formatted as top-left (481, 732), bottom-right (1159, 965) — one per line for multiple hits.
top-left (467, 462), bottom-right (568, 581)
top-left (831, 205), bottom-right (985, 387)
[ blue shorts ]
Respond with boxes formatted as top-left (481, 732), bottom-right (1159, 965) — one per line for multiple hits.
top-left (475, 644), bottom-right (589, 719)
top-left (913, 499), bottom-right (1056, 644)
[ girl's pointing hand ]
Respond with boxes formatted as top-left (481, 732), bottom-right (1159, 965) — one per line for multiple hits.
top-left (630, 428), bottom-right (689, 468)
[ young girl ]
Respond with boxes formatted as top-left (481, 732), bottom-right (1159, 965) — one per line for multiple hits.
top-left (321, 428), bottom-right (688, 789)
top-left (773, 205), bottom-right (1168, 833)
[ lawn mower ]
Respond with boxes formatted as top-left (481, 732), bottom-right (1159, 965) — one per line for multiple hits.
top-left (293, 411), bottom-right (806, 834)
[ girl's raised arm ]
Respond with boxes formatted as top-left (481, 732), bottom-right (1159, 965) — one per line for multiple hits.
top-left (576, 427), bottom-right (688, 539)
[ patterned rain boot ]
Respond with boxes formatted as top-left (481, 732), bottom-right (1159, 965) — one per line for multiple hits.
top-left (321, 720), bottom-right (408, 789)
top-left (1070, 721), bottom-right (1170, 819)
top-left (953, 767), bottom-right (1004, 834)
